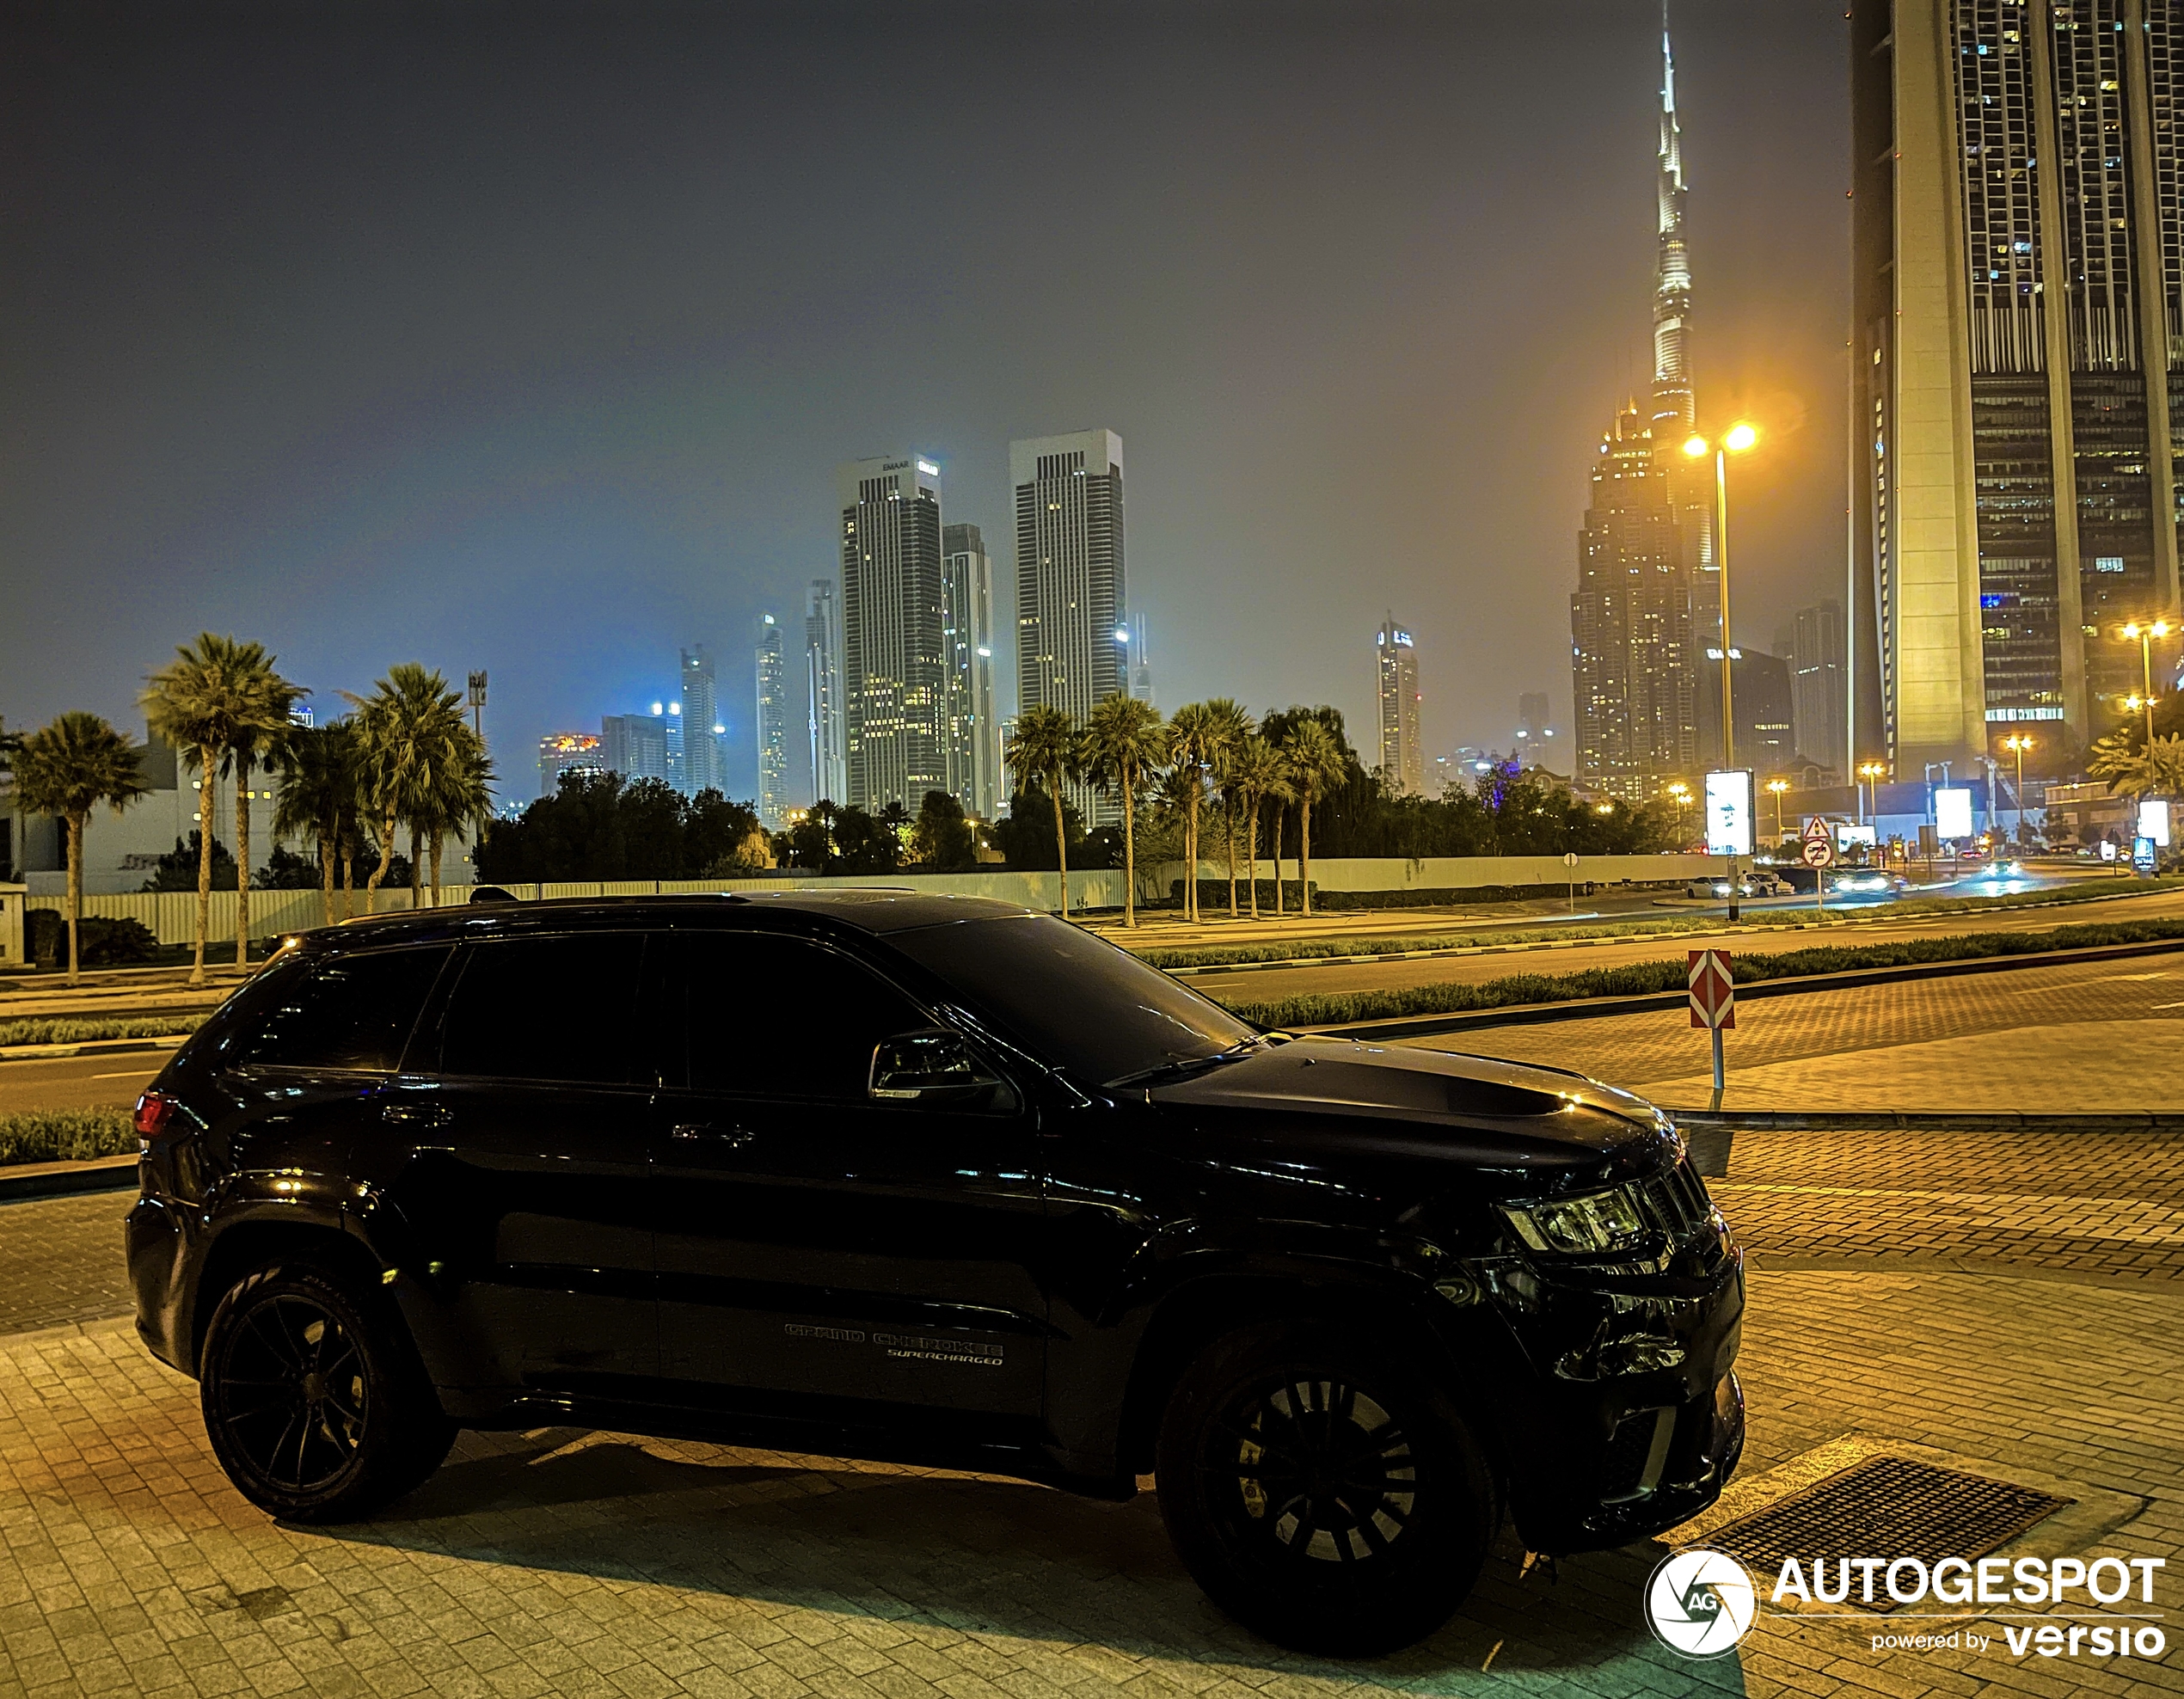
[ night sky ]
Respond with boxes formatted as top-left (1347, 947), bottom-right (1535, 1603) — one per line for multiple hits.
top-left (3, 1), bottom-right (1849, 802)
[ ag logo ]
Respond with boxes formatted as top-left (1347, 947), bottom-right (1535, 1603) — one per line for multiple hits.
top-left (1643, 1547), bottom-right (1757, 1658)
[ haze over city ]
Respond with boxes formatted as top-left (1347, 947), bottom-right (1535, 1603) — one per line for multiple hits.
top-left (3, 1), bottom-right (1849, 793)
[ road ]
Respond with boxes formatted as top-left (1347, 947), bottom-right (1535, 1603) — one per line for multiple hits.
top-left (1189, 880), bottom-right (2184, 1008)
top-left (0, 1053), bottom-right (164, 1114)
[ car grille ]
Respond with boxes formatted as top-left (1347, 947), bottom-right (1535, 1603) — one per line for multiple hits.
top-left (1633, 1158), bottom-right (1715, 1243)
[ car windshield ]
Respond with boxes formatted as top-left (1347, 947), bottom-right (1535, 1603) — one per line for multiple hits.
top-left (889, 913), bottom-right (1261, 1087)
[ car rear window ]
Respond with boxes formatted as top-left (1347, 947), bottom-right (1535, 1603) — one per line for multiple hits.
top-left (437, 933), bottom-right (647, 1085)
top-left (236, 946), bottom-right (453, 1072)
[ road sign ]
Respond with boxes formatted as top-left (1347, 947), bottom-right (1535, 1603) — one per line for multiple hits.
top-left (1801, 837), bottom-right (1834, 868)
top-left (1801, 814), bottom-right (1830, 842)
top-left (1688, 948), bottom-right (1734, 1031)
top-left (1562, 851), bottom-right (1579, 868)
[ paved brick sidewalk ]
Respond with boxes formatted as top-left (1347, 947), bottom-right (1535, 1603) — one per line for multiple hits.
top-left (1, 1268), bottom-right (2178, 1699)
top-left (0, 1191), bottom-right (133, 1337)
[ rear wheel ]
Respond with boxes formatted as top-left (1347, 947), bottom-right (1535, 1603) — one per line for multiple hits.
top-left (200, 1259), bottom-right (455, 1523)
top-left (1156, 1322), bottom-right (1494, 1655)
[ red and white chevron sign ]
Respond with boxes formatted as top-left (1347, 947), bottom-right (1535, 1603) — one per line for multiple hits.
top-left (1688, 948), bottom-right (1735, 1030)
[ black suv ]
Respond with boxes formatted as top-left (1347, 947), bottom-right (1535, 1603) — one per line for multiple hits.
top-left (128, 892), bottom-right (1744, 1654)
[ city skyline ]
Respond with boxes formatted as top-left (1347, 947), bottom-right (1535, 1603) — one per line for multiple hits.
top-left (1, 4), bottom-right (1855, 800)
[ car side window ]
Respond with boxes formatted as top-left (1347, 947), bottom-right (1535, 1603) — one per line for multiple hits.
top-left (236, 947), bottom-right (453, 1072)
top-left (674, 933), bottom-right (927, 1100)
top-left (438, 933), bottom-right (647, 1086)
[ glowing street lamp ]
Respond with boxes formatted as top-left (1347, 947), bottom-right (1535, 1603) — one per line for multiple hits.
top-left (2000, 734), bottom-right (2035, 842)
top-left (1856, 760), bottom-right (1886, 826)
top-left (1764, 777), bottom-right (1789, 846)
top-left (2118, 620), bottom-right (2173, 757)
top-left (1684, 420), bottom-right (1762, 916)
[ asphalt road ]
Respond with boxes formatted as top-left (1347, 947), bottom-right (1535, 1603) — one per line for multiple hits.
top-left (1193, 880), bottom-right (2184, 1008)
top-left (0, 1055), bottom-right (163, 1114)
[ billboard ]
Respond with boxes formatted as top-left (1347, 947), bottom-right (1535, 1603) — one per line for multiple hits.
top-left (1704, 770), bottom-right (1753, 857)
top-left (1934, 787), bottom-right (1974, 841)
top-left (2140, 798), bottom-right (2171, 849)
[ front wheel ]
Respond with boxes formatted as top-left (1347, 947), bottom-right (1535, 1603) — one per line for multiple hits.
top-left (1156, 1322), bottom-right (1495, 1655)
top-left (200, 1259), bottom-right (455, 1523)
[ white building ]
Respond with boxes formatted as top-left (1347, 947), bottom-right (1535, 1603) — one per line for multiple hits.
top-left (942, 522), bottom-right (1003, 819)
top-left (1375, 616), bottom-right (1424, 797)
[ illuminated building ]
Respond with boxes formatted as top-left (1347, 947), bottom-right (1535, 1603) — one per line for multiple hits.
top-left (942, 523), bottom-right (1002, 819)
top-left (805, 578), bottom-right (845, 805)
top-left (1851, 0), bottom-right (2184, 768)
top-left (1012, 428), bottom-right (1127, 825)
top-left (1790, 599), bottom-right (1848, 777)
top-left (755, 614), bottom-right (790, 827)
top-left (837, 452), bottom-right (948, 812)
top-left (537, 733), bottom-right (604, 800)
top-left (600, 713), bottom-right (670, 786)
top-left (1375, 617), bottom-right (1425, 796)
top-left (678, 645), bottom-right (722, 796)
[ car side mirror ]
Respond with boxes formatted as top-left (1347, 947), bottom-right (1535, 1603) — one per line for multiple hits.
top-left (868, 1029), bottom-right (1009, 1107)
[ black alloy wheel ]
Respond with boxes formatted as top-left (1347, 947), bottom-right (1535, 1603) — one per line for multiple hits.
top-left (1156, 1323), bottom-right (1494, 1655)
top-left (201, 1260), bottom-right (455, 1523)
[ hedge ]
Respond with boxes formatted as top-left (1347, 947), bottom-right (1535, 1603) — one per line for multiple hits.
top-left (0, 1109), bottom-right (138, 1168)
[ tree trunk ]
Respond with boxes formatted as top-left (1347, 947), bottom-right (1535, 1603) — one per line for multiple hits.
top-left (1183, 784), bottom-right (1199, 922)
top-left (1051, 783), bottom-right (1070, 917)
top-left (1272, 802), bottom-right (1285, 915)
top-left (1122, 768), bottom-right (1137, 928)
top-left (1225, 796), bottom-right (1238, 918)
top-left (1300, 794), bottom-right (1314, 917)
top-left (365, 808), bottom-right (396, 902)
top-left (319, 835), bottom-right (336, 927)
top-left (429, 831), bottom-right (444, 907)
top-left (191, 744), bottom-right (216, 985)
top-left (64, 813), bottom-right (83, 987)
top-left (408, 827), bottom-right (422, 909)
top-left (1245, 796), bottom-right (1260, 919)
top-left (234, 749), bottom-right (252, 968)
top-left (340, 839), bottom-right (355, 920)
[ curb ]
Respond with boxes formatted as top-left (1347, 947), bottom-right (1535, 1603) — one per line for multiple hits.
top-left (0, 1156), bottom-right (138, 1203)
top-left (1674, 1110), bottom-right (2184, 1132)
top-left (0, 1034), bottom-right (192, 1065)
top-left (1294, 934), bottom-right (2184, 1042)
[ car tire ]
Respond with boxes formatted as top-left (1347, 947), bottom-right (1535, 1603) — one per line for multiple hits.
top-left (1155, 1321), bottom-right (1496, 1656)
top-left (199, 1258), bottom-right (457, 1524)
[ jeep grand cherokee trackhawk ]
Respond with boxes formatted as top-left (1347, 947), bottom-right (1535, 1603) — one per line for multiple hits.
top-left (127, 892), bottom-right (1745, 1654)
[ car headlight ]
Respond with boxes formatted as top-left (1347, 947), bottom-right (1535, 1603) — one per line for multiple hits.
top-left (1500, 1187), bottom-right (1651, 1256)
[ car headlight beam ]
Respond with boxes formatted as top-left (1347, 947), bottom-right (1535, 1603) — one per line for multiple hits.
top-left (1500, 1187), bottom-right (1651, 1256)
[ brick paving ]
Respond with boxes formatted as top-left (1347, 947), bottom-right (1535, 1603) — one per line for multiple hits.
top-left (0, 1191), bottom-right (134, 1337)
top-left (1, 1269), bottom-right (2177, 1698)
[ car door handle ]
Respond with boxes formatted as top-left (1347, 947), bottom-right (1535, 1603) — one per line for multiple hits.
top-left (672, 1123), bottom-right (755, 1149)
top-left (380, 1101), bottom-right (451, 1128)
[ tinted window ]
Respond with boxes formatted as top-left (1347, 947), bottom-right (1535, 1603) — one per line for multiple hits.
top-left (674, 934), bottom-right (926, 1099)
top-left (238, 947), bottom-right (451, 1072)
top-left (439, 934), bottom-right (647, 1085)
top-left (890, 915), bottom-right (1256, 1085)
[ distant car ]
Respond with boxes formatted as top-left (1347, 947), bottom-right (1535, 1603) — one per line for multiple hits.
top-left (1685, 874), bottom-right (1787, 899)
top-left (1831, 868), bottom-right (1908, 896)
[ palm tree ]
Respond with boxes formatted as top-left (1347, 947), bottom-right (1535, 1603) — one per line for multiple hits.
top-left (1005, 705), bottom-right (1081, 915)
top-left (1280, 718), bottom-right (1345, 917)
top-left (271, 721), bottom-right (360, 926)
top-left (1202, 699), bottom-right (1253, 917)
top-left (1080, 694), bottom-right (1170, 928)
top-left (412, 726), bottom-right (495, 906)
top-left (1166, 702), bottom-right (1218, 922)
top-left (13, 713), bottom-right (150, 985)
top-left (143, 634), bottom-right (301, 984)
top-left (1226, 734), bottom-right (1285, 920)
top-left (2091, 730), bottom-right (2184, 802)
top-left (344, 665), bottom-right (470, 908)
top-left (221, 677), bottom-right (304, 966)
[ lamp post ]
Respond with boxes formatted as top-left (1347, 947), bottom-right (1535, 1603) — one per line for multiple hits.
top-left (1666, 781), bottom-right (1691, 845)
top-left (2000, 734), bottom-right (2034, 844)
top-left (2119, 621), bottom-right (2171, 756)
top-left (1684, 420), bottom-right (1760, 920)
top-left (1765, 777), bottom-right (1788, 850)
top-left (1857, 760), bottom-right (1886, 828)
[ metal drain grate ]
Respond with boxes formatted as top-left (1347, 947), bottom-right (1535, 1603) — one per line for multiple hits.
top-left (1703, 1454), bottom-right (2074, 1612)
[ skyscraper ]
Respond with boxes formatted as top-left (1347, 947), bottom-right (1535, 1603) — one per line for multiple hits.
top-left (1851, 0), bottom-right (2184, 769)
top-left (942, 523), bottom-right (1002, 819)
top-left (678, 646), bottom-right (721, 795)
top-left (600, 713), bottom-right (671, 786)
top-left (838, 453), bottom-right (948, 813)
top-left (1127, 614), bottom-right (1154, 708)
top-left (537, 733), bottom-right (604, 800)
top-left (1790, 599), bottom-right (1848, 777)
top-left (805, 577), bottom-right (846, 806)
top-left (1517, 692), bottom-right (1550, 742)
top-left (1375, 616), bottom-right (1424, 797)
top-left (1652, 21), bottom-right (1717, 647)
top-left (1012, 428), bottom-right (1127, 825)
top-left (754, 614), bottom-right (790, 827)
top-left (1571, 404), bottom-right (1699, 801)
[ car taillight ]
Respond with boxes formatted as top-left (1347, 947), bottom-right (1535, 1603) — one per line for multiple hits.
top-left (135, 1091), bottom-right (178, 1143)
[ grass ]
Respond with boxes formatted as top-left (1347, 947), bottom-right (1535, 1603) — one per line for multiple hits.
top-left (0, 1015), bottom-right (204, 1049)
top-left (1215, 914), bottom-right (2184, 1031)
top-left (0, 1109), bottom-right (138, 1168)
top-left (1138, 874), bottom-right (2184, 972)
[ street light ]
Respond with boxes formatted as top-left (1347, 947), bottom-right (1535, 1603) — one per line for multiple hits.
top-left (1856, 760), bottom-right (1886, 827)
top-left (1764, 777), bottom-right (1789, 848)
top-left (1684, 420), bottom-right (1762, 918)
top-left (2000, 734), bottom-right (2035, 843)
top-left (2118, 620), bottom-right (2172, 757)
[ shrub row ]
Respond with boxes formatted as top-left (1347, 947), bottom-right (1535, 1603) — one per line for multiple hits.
top-left (0, 1015), bottom-right (203, 1049)
top-left (1214, 916), bottom-right (2184, 1031)
top-left (0, 1109), bottom-right (138, 1168)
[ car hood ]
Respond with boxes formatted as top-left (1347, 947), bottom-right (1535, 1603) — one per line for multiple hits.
top-left (1145, 1035), bottom-right (1672, 1182)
